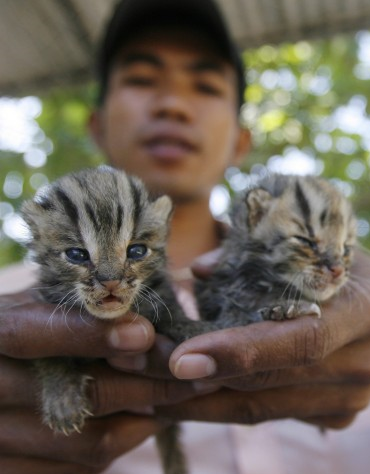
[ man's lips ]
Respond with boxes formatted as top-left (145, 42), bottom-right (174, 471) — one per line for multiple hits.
top-left (145, 140), bottom-right (194, 160)
top-left (141, 127), bottom-right (199, 161)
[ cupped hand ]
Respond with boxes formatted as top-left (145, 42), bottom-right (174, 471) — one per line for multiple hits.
top-left (0, 291), bottom-right (205, 473)
top-left (0, 289), bottom-right (156, 358)
top-left (159, 248), bottom-right (370, 429)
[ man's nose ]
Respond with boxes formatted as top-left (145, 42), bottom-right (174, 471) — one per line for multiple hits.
top-left (151, 86), bottom-right (194, 122)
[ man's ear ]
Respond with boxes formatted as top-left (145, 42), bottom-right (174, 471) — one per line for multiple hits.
top-left (231, 127), bottom-right (251, 167)
top-left (88, 109), bottom-right (105, 150)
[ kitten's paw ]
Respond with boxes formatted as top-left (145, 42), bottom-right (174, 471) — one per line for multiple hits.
top-left (260, 301), bottom-right (321, 321)
top-left (42, 375), bottom-right (93, 435)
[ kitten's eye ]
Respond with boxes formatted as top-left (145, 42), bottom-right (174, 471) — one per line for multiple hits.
top-left (293, 236), bottom-right (318, 250)
top-left (343, 245), bottom-right (352, 257)
top-left (127, 244), bottom-right (148, 260)
top-left (65, 248), bottom-right (90, 264)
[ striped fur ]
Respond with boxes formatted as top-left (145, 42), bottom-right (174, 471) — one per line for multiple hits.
top-left (22, 166), bottom-right (174, 319)
top-left (21, 169), bottom-right (357, 474)
top-left (196, 174), bottom-right (357, 323)
top-left (22, 166), bottom-right (195, 474)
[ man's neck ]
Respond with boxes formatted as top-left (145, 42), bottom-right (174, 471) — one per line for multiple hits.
top-left (167, 197), bottom-right (220, 271)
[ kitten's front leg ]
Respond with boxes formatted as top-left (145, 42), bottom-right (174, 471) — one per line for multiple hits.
top-left (140, 275), bottom-right (220, 342)
top-left (260, 300), bottom-right (321, 321)
top-left (149, 292), bottom-right (220, 342)
top-left (34, 358), bottom-right (93, 435)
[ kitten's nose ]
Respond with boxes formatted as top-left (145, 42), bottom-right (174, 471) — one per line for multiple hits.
top-left (100, 280), bottom-right (121, 292)
top-left (329, 265), bottom-right (344, 279)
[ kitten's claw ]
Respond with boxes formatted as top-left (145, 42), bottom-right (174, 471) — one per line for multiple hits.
top-left (286, 302), bottom-right (321, 318)
top-left (301, 302), bottom-right (321, 318)
top-left (260, 301), bottom-right (321, 321)
top-left (47, 418), bottom-right (85, 436)
top-left (287, 304), bottom-right (295, 318)
top-left (41, 373), bottom-right (93, 436)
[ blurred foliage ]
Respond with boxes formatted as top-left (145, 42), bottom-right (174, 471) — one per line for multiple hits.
top-left (0, 32), bottom-right (370, 267)
top-left (0, 86), bottom-right (105, 266)
top-left (235, 33), bottom-right (370, 248)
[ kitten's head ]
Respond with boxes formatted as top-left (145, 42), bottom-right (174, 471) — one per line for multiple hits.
top-left (241, 174), bottom-right (357, 302)
top-left (22, 167), bottom-right (172, 319)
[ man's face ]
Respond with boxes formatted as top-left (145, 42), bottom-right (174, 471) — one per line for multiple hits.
top-left (92, 28), bottom-right (247, 201)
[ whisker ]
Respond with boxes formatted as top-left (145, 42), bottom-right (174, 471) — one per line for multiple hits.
top-left (62, 295), bottom-right (82, 332)
top-left (31, 282), bottom-right (66, 292)
top-left (345, 280), bottom-right (370, 309)
top-left (132, 295), bottom-right (142, 316)
top-left (78, 302), bottom-right (95, 328)
top-left (349, 274), bottom-right (370, 289)
top-left (46, 289), bottom-right (79, 330)
top-left (340, 284), bottom-right (355, 312)
top-left (140, 284), bottom-right (173, 323)
top-left (293, 280), bottom-right (301, 305)
top-left (138, 287), bottom-right (160, 324)
top-left (296, 279), bottom-right (304, 306)
top-left (347, 279), bottom-right (370, 297)
top-left (280, 272), bottom-right (301, 303)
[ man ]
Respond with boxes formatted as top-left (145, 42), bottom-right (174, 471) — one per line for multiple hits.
top-left (1, 0), bottom-right (370, 472)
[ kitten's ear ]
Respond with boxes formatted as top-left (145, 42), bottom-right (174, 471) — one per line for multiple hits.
top-left (150, 195), bottom-right (173, 223)
top-left (20, 200), bottom-right (47, 238)
top-left (245, 188), bottom-right (273, 228)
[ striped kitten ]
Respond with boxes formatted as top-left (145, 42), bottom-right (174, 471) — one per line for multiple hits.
top-left (196, 174), bottom-right (357, 326)
top-left (21, 169), bottom-right (356, 474)
top-left (22, 166), bottom-right (201, 474)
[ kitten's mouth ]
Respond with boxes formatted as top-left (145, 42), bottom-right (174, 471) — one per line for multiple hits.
top-left (101, 295), bottom-right (120, 304)
top-left (97, 295), bottom-right (124, 310)
top-left (305, 278), bottom-right (346, 302)
top-left (85, 295), bottom-right (130, 319)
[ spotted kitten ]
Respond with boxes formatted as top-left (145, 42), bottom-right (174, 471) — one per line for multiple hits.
top-left (196, 173), bottom-right (357, 327)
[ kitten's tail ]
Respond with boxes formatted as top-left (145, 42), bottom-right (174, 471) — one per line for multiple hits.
top-left (156, 424), bottom-right (187, 474)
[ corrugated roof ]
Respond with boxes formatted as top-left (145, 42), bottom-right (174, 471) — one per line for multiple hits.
top-left (1, 0), bottom-right (370, 96)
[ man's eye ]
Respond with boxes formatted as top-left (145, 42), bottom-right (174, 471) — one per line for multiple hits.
top-left (123, 75), bottom-right (155, 87)
top-left (65, 248), bottom-right (90, 264)
top-left (196, 82), bottom-right (223, 96)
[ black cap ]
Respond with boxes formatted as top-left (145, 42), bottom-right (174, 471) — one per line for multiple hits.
top-left (97, 0), bottom-right (246, 108)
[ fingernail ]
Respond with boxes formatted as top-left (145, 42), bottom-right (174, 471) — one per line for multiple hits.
top-left (109, 322), bottom-right (149, 351)
top-left (173, 354), bottom-right (217, 379)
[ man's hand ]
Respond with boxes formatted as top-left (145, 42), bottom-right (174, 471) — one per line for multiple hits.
top-left (159, 248), bottom-right (370, 429)
top-left (111, 248), bottom-right (370, 430)
top-left (0, 292), bottom-right (205, 473)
